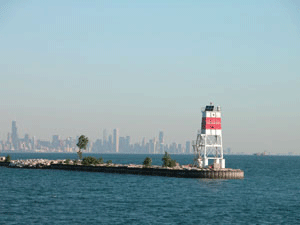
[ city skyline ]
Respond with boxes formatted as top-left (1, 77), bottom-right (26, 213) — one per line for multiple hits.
top-left (1, 120), bottom-right (297, 155)
top-left (0, 120), bottom-right (193, 146)
top-left (0, 120), bottom-right (194, 154)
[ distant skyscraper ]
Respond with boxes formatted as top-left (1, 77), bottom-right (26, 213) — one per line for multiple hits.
top-left (126, 136), bottom-right (130, 145)
top-left (103, 129), bottom-right (108, 142)
top-left (32, 136), bottom-right (36, 151)
top-left (153, 137), bottom-right (157, 154)
top-left (149, 139), bottom-right (154, 154)
top-left (159, 131), bottom-right (164, 153)
top-left (171, 142), bottom-right (177, 154)
top-left (159, 131), bottom-right (164, 144)
top-left (186, 141), bottom-right (191, 154)
top-left (148, 137), bottom-right (157, 154)
top-left (178, 144), bottom-right (182, 154)
top-left (11, 121), bottom-right (19, 150)
top-left (102, 129), bottom-right (108, 151)
top-left (108, 135), bottom-right (113, 152)
top-left (7, 132), bottom-right (11, 144)
top-left (119, 137), bottom-right (125, 153)
top-left (52, 135), bottom-right (60, 148)
top-left (126, 136), bottom-right (131, 153)
top-left (24, 134), bottom-right (30, 150)
top-left (113, 128), bottom-right (119, 153)
top-left (142, 137), bottom-right (146, 153)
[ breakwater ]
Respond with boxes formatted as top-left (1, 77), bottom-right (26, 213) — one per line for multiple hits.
top-left (0, 160), bottom-right (244, 179)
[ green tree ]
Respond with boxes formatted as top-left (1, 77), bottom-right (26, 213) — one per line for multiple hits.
top-left (162, 152), bottom-right (177, 168)
top-left (143, 157), bottom-right (152, 167)
top-left (82, 156), bottom-right (99, 166)
top-left (106, 160), bottom-right (112, 164)
top-left (169, 159), bottom-right (177, 167)
top-left (5, 154), bottom-right (11, 163)
top-left (162, 152), bottom-right (171, 167)
top-left (76, 135), bottom-right (89, 160)
top-left (64, 159), bottom-right (70, 165)
top-left (98, 157), bottom-right (104, 164)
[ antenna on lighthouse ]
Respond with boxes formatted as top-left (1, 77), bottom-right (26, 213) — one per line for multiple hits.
top-left (193, 103), bottom-right (225, 169)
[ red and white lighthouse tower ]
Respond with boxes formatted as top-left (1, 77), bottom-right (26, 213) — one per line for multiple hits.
top-left (193, 103), bottom-right (225, 168)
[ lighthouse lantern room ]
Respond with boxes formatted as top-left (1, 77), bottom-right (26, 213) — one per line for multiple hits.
top-left (193, 103), bottom-right (225, 169)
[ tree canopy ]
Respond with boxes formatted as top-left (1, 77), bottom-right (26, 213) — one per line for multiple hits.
top-left (82, 156), bottom-right (100, 166)
top-left (77, 135), bottom-right (89, 150)
top-left (76, 135), bottom-right (89, 160)
top-left (143, 157), bottom-right (152, 167)
top-left (162, 152), bottom-right (177, 167)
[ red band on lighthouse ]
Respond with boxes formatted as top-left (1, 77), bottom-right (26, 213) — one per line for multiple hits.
top-left (202, 118), bottom-right (221, 124)
top-left (201, 117), bottom-right (222, 130)
top-left (202, 124), bottom-right (222, 130)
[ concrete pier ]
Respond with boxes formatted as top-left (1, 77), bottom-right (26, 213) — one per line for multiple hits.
top-left (0, 161), bottom-right (244, 179)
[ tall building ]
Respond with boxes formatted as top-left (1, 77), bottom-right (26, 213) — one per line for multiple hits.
top-left (159, 131), bottom-right (164, 153)
top-left (102, 129), bottom-right (108, 151)
top-left (7, 132), bottom-right (11, 144)
top-left (126, 136), bottom-right (131, 153)
top-left (113, 128), bottom-right (119, 153)
top-left (32, 136), bottom-right (36, 151)
top-left (159, 131), bottom-right (164, 144)
top-left (11, 121), bottom-right (19, 150)
top-left (149, 139), bottom-right (154, 154)
top-left (24, 134), bottom-right (30, 151)
top-left (52, 135), bottom-right (60, 149)
top-left (119, 137), bottom-right (125, 153)
top-left (149, 137), bottom-right (157, 154)
top-left (186, 141), bottom-right (191, 154)
top-left (103, 129), bottom-right (108, 142)
top-left (178, 144), bottom-right (182, 154)
top-left (153, 137), bottom-right (157, 153)
top-left (108, 135), bottom-right (113, 152)
top-left (170, 142), bottom-right (177, 154)
top-left (142, 137), bottom-right (146, 153)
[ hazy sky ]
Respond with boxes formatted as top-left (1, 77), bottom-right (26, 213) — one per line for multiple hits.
top-left (0, 0), bottom-right (299, 153)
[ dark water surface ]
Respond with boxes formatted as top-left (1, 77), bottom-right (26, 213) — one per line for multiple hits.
top-left (0, 154), bottom-right (300, 224)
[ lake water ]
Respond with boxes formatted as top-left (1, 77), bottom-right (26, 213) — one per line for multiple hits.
top-left (0, 153), bottom-right (299, 224)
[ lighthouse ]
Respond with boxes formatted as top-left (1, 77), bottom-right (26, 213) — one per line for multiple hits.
top-left (193, 103), bottom-right (225, 169)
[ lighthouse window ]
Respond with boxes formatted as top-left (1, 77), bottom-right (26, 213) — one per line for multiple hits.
top-left (205, 106), bottom-right (214, 111)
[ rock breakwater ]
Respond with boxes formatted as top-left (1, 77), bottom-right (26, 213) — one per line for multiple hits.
top-left (0, 159), bottom-right (244, 179)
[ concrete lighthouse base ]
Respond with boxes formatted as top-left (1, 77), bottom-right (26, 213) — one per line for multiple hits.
top-left (198, 169), bottom-right (244, 179)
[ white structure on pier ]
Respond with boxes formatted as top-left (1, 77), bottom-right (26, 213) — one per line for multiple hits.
top-left (193, 103), bottom-right (225, 169)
